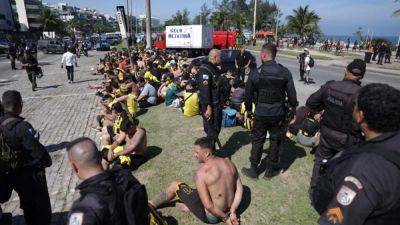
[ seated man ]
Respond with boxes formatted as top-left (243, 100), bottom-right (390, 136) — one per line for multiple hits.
top-left (137, 77), bottom-right (157, 108)
top-left (177, 80), bottom-right (199, 116)
top-left (102, 119), bottom-right (147, 170)
top-left (149, 137), bottom-right (243, 225)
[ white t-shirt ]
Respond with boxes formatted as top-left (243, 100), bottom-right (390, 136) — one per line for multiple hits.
top-left (305, 55), bottom-right (311, 71)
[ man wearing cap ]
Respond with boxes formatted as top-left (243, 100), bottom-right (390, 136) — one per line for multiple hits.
top-left (306, 59), bottom-right (366, 199)
top-left (61, 47), bottom-right (78, 84)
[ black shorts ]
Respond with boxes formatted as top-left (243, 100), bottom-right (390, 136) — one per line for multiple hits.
top-left (101, 148), bottom-right (147, 171)
top-left (176, 183), bottom-right (221, 224)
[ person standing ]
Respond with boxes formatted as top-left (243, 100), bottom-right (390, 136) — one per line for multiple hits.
top-left (385, 44), bottom-right (392, 63)
top-left (20, 50), bottom-right (38, 91)
top-left (235, 48), bottom-right (250, 81)
top-left (377, 43), bottom-right (386, 65)
top-left (0, 90), bottom-right (52, 225)
top-left (66, 137), bottom-right (150, 225)
top-left (242, 43), bottom-right (298, 179)
top-left (313, 83), bottom-right (400, 225)
top-left (297, 49), bottom-right (306, 81)
top-left (306, 59), bottom-right (366, 198)
top-left (197, 49), bottom-right (225, 150)
top-left (304, 49), bottom-right (312, 84)
top-left (396, 44), bottom-right (400, 60)
top-left (61, 47), bottom-right (77, 84)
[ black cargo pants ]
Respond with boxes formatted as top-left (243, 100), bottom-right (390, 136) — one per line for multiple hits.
top-left (250, 115), bottom-right (284, 173)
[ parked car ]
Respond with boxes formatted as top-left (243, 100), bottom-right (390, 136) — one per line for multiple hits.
top-left (96, 39), bottom-right (110, 51)
top-left (62, 36), bottom-right (72, 43)
top-left (38, 39), bottom-right (65, 54)
top-left (0, 39), bottom-right (9, 56)
top-left (191, 49), bottom-right (256, 73)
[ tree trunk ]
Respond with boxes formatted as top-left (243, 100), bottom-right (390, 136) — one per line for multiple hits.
top-left (146, 0), bottom-right (152, 49)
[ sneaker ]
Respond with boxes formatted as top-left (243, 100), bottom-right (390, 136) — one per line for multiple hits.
top-left (241, 167), bottom-right (258, 179)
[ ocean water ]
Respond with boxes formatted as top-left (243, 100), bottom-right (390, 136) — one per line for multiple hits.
top-left (322, 35), bottom-right (399, 44)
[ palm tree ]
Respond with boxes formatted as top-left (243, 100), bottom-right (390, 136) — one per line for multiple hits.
top-left (286, 5), bottom-right (321, 37)
top-left (39, 6), bottom-right (63, 32)
top-left (66, 18), bottom-right (83, 32)
top-left (394, 0), bottom-right (400, 16)
top-left (164, 9), bottom-right (190, 26)
top-left (210, 8), bottom-right (230, 30)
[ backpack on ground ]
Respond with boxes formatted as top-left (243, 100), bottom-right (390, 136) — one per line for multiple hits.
top-left (0, 118), bottom-right (22, 173)
top-left (309, 57), bottom-right (315, 68)
top-left (221, 108), bottom-right (237, 128)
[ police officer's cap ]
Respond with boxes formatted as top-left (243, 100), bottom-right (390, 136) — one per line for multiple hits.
top-left (347, 59), bottom-right (366, 76)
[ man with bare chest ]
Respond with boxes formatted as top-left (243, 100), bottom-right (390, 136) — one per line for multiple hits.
top-left (102, 119), bottom-right (147, 170)
top-left (149, 137), bottom-right (243, 225)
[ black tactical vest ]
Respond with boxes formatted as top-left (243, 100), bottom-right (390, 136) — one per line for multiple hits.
top-left (321, 80), bottom-right (360, 135)
top-left (257, 66), bottom-right (286, 105)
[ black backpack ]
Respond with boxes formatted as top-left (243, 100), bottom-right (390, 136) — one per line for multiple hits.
top-left (309, 57), bottom-right (315, 68)
top-left (115, 170), bottom-right (150, 225)
top-left (0, 118), bottom-right (22, 173)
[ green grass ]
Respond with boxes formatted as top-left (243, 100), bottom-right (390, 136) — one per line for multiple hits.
top-left (134, 104), bottom-right (319, 225)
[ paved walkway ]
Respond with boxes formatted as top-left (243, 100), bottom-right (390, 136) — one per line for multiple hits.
top-left (1, 51), bottom-right (106, 225)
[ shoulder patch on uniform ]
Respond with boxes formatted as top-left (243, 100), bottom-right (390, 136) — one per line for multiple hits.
top-left (69, 213), bottom-right (83, 225)
top-left (202, 74), bottom-right (209, 80)
top-left (336, 185), bottom-right (357, 206)
top-left (344, 176), bottom-right (363, 190)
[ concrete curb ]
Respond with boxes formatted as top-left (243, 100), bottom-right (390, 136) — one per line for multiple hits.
top-left (249, 49), bottom-right (400, 77)
top-left (330, 63), bottom-right (400, 77)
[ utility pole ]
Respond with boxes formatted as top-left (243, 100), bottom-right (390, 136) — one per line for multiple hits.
top-left (145, 0), bottom-right (152, 49)
top-left (252, 0), bottom-right (257, 40)
top-left (275, 8), bottom-right (279, 43)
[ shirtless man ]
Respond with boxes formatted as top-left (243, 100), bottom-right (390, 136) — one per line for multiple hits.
top-left (149, 137), bottom-right (243, 225)
top-left (102, 117), bottom-right (147, 170)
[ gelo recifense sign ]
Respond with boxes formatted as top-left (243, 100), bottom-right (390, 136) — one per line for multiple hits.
top-left (168, 28), bottom-right (191, 39)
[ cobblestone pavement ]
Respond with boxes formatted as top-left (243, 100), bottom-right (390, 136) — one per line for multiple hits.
top-left (1, 50), bottom-right (107, 225)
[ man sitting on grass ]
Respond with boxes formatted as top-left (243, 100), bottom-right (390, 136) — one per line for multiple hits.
top-left (102, 118), bottom-right (147, 171)
top-left (149, 137), bottom-right (243, 225)
top-left (137, 77), bottom-right (157, 108)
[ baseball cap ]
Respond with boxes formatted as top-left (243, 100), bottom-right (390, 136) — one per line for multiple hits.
top-left (347, 59), bottom-right (366, 76)
top-left (304, 48), bottom-right (309, 51)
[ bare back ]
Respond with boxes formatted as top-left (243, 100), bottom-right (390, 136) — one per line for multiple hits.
top-left (196, 157), bottom-right (238, 213)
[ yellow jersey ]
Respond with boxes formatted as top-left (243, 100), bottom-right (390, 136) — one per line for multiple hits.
top-left (144, 71), bottom-right (160, 84)
top-left (183, 92), bottom-right (199, 117)
top-left (126, 94), bottom-right (139, 117)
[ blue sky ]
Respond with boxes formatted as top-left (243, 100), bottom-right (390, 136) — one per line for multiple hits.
top-left (44, 0), bottom-right (400, 36)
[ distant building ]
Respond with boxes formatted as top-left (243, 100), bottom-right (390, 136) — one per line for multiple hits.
top-left (0, 0), bottom-right (15, 31)
top-left (13, 0), bottom-right (43, 32)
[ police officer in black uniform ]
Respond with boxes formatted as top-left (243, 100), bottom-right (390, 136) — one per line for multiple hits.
top-left (197, 49), bottom-right (225, 150)
top-left (66, 137), bottom-right (149, 225)
top-left (314, 83), bottom-right (400, 225)
top-left (242, 43), bottom-right (298, 179)
top-left (0, 90), bottom-right (52, 225)
top-left (306, 59), bottom-right (366, 196)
